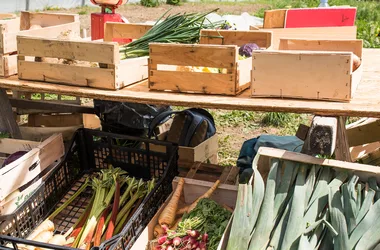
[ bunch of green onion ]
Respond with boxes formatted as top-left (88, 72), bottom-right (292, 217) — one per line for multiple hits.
top-left (119, 8), bottom-right (221, 59)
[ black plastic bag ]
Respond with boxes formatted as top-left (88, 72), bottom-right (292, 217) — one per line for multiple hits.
top-left (94, 100), bottom-right (171, 137)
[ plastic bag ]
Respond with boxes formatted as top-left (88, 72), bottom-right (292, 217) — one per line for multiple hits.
top-left (94, 100), bottom-right (171, 136)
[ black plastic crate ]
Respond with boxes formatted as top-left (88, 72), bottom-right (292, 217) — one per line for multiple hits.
top-left (0, 128), bottom-right (178, 250)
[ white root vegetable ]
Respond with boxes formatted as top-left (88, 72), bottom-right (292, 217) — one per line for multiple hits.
top-left (48, 234), bottom-right (67, 245)
top-left (26, 220), bottom-right (54, 240)
top-left (29, 231), bottom-right (53, 250)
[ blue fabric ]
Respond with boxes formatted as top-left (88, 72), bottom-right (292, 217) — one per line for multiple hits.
top-left (237, 135), bottom-right (304, 183)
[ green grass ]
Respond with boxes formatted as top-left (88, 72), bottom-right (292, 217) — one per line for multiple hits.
top-left (43, 5), bottom-right (61, 11)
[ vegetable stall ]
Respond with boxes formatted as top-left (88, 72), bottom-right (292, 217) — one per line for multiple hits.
top-left (0, 4), bottom-right (379, 250)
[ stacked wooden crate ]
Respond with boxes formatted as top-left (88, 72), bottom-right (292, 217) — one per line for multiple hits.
top-left (0, 12), bottom-right (80, 77)
top-left (16, 23), bottom-right (153, 90)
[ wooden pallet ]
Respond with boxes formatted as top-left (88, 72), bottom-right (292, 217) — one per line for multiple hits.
top-left (178, 161), bottom-right (239, 185)
top-left (17, 23), bottom-right (153, 90)
top-left (0, 12), bottom-right (80, 77)
top-left (148, 30), bottom-right (272, 96)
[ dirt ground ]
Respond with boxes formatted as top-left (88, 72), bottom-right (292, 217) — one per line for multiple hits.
top-left (45, 3), bottom-right (297, 166)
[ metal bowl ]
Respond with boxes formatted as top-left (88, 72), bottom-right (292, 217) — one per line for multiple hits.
top-left (91, 0), bottom-right (129, 6)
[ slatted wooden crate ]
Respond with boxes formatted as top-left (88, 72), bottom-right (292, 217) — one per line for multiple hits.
top-left (251, 39), bottom-right (363, 102)
top-left (148, 30), bottom-right (272, 96)
top-left (0, 12), bottom-right (80, 77)
top-left (17, 23), bottom-right (153, 90)
top-left (0, 134), bottom-right (64, 215)
top-left (178, 161), bottom-right (239, 185)
top-left (217, 146), bottom-right (380, 249)
top-left (250, 24), bottom-right (357, 49)
top-left (131, 177), bottom-right (238, 250)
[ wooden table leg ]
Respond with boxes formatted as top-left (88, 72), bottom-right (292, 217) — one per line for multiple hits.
top-left (299, 115), bottom-right (352, 162)
top-left (0, 88), bottom-right (22, 139)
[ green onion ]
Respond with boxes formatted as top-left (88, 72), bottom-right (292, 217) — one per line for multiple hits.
top-left (119, 9), bottom-right (222, 59)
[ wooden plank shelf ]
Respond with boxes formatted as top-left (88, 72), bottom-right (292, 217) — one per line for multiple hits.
top-left (0, 48), bottom-right (379, 118)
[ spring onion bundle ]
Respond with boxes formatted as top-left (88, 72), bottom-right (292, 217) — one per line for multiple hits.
top-left (119, 9), bottom-right (221, 59)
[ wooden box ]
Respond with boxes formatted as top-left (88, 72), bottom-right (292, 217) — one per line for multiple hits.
top-left (131, 177), bottom-right (238, 250)
top-left (148, 30), bottom-right (272, 96)
top-left (251, 39), bottom-right (363, 102)
top-left (17, 23), bottom-right (153, 90)
top-left (150, 132), bottom-right (219, 164)
top-left (178, 161), bottom-right (239, 185)
top-left (0, 134), bottom-right (64, 215)
top-left (217, 146), bottom-right (380, 249)
top-left (0, 12), bottom-right (80, 77)
top-left (250, 25), bottom-right (357, 49)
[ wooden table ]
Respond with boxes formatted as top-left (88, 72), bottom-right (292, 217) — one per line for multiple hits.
top-left (0, 48), bottom-right (379, 160)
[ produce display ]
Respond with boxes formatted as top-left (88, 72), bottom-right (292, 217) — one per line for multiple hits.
top-left (153, 178), bottom-right (232, 250)
top-left (227, 159), bottom-right (380, 250)
top-left (17, 167), bottom-right (156, 249)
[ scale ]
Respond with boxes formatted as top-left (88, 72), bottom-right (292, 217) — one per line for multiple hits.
top-left (90, 0), bottom-right (130, 42)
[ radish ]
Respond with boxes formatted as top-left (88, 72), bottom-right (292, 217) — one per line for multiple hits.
top-left (173, 237), bottom-right (182, 246)
top-left (187, 230), bottom-right (200, 238)
top-left (199, 242), bottom-right (207, 250)
top-left (167, 246), bottom-right (174, 250)
top-left (165, 239), bottom-right (173, 245)
top-left (192, 241), bottom-right (200, 249)
top-left (202, 233), bottom-right (208, 243)
top-left (157, 235), bottom-right (168, 245)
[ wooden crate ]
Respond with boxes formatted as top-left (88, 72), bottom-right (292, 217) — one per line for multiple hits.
top-left (0, 12), bottom-right (80, 77)
top-left (251, 39), bottom-right (363, 102)
top-left (178, 161), bottom-right (239, 185)
top-left (250, 25), bottom-right (357, 49)
top-left (0, 134), bottom-right (64, 214)
top-left (148, 30), bottom-right (272, 96)
top-left (217, 146), bottom-right (380, 249)
top-left (17, 23), bottom-right (153, 90)
top-left (131, 177), bottom-right (238, 250)
top-left (149, 132), bottom-right (219, 164)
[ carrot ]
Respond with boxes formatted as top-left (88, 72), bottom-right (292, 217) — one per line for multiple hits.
top-left (154, 224), bottom-right (164, 238)
top-left (158, 178), bottom-right (185, 227)
top-left (94, 206), bottom-right (110, 246)
top-left (105, 181), bottom-right (121, 240)
top-left (177, 180), bottom-right (220, 215)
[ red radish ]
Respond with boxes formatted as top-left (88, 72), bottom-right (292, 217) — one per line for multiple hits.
top-left (199, 242), bottom-right (207, 250)
top-left (167, 246), bottom-right (174, 250)
top-left (173, 237), bottom-right (181, 246)
top-left (165, 239), bottom-right (173, 245)
top-left (157, 235), bottom-right (168, 245)
top-left (192, 241), bottom-right (200, 249)
top-left (202, 233), bottom-right (208, 243)
top-left (187, 230), bottom-right (200, 238)
top-left (161, 224), bottom-right (169, 233)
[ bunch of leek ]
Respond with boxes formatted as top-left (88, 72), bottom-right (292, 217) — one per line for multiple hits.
top-left (119, 9), bottom-right (221, 59)
top-left (227, 156), bottom-right (380, 250)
